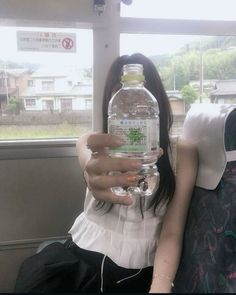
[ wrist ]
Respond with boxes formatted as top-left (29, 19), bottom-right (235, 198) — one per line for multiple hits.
top-left (149, 283), bottom-right (172, 294)
top-left (153, 273), bottom-right (174, 287)
top-left (150, 273), bottom-right (174, 293)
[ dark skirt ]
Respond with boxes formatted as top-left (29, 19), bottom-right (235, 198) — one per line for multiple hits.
top-left (14, 238), bottom-right (153, 293)
top-left (175, 161), bottom-right (236, 293)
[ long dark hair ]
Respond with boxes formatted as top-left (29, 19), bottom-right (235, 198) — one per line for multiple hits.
top-left (102, 53), bottom-right (176, 212)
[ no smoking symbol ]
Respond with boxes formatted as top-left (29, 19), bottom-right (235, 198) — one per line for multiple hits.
top-left (62, 38), bottom-right (74, 50)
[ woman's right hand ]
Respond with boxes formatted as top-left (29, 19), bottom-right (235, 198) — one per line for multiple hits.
top-left (76, 132), bottom-right (143, 205)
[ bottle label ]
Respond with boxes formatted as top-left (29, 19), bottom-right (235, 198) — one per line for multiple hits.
top-left (109, 118), bottom-right (159, 153)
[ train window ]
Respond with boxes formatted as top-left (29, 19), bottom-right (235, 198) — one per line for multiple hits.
top-left (121, 0), bottom-right (236, 21)
top-left (120, 33), bottom-right (236, 136)
top-left (0, 26), bottom-right (93, 140)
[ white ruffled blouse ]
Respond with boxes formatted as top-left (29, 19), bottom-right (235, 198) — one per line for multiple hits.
top-left (69, 137), bottom-right (178, 269)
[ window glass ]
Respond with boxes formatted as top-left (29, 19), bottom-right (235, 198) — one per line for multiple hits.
top-left (27, 80), bottom-right (34, 87)
top-left (120, 33), bottom-right (236, 136)
top-left (85, 99), bottom-right (92, 110)
top-left (61, 98), bottom-right (72, 111)
top-left (0, 26), bottom-right (93, 140)
top-left (42, 81), bottom-right (54, 91)
top-left (25, 98), bottom-right (36, 107)
top-left (121, 0), bottom-right (236, 21)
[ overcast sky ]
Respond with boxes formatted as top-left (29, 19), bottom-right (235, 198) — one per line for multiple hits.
top-left (121, 0), bottom-right (236, 21)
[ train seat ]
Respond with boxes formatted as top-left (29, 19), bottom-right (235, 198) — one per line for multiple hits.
top-left (175, 103), bottom-right (236, 293)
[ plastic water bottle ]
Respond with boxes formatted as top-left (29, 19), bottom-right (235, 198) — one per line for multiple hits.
top-left (108, 64), bottom-right (160, 197)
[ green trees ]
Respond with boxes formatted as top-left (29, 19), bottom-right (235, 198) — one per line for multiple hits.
top-left (181, 85), bottom-right (197, 110)
top-left (154, 48), bottom-right (236, 91)
top-left (204, 49), bottom-right (236, 80)
top-left (5, 96), bottom-right (24, 115)
top-left (150, 36), bottom-right (236, 108)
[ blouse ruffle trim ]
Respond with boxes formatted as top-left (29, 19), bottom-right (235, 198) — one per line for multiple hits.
top-left (69, 212), bottom-right (157, 269)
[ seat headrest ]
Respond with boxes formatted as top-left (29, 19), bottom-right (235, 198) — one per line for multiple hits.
top-left (183, 103), bottom-right (236, 190)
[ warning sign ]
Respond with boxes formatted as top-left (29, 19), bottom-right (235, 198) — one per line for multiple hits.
top-left (62, 38), bottom-right (74, 50)
top-left (17, 31), bottom-right (76, 53)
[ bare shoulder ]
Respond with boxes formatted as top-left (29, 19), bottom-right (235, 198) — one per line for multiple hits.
top-left (177, 137), bottom-right (197, 155)
top-left (166, 138), bottom-right (198, 208)
top-left (175, 137), bottom-right (198, 182)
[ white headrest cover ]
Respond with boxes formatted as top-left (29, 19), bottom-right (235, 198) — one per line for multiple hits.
top-left (183, 103), bottom-right (236, 190)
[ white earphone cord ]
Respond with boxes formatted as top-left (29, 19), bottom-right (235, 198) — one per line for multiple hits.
top-left (100, 196), bottom-right (150, 292)
top-left (116, 196), bottom-right (150, 284)
top-left (100, 204), bottom-right (122, 292)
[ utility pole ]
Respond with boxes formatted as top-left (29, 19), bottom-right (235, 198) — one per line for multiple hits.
top-left (4, 61), bottom-right (9, 104)
top-left (199, 41), bottom-right (204, 103)
top-left (172, 62), bottom-right (176, 91)
top-left (173, 68), bottom-right (176, 91)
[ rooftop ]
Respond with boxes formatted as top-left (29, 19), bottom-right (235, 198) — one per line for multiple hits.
top-left (0, 68), bottom-right (30, 77)
top-left (210, 79), bottom-right (236, 96)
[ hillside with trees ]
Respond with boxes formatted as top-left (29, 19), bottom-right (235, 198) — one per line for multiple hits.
top-left (150, 36), bottom-right (236, 101)
top-left (0, 59), bottom-right (39, 70)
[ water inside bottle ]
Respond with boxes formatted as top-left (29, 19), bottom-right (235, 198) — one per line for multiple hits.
top-left (110, 163), bottom-right (159, 197)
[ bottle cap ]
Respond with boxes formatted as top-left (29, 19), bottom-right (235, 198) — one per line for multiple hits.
top-left (121, 74), bottom-right (145, 82)
top-left (121, 64), bottom-right (145, 83)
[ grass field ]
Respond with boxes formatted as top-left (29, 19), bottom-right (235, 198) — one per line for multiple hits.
top-left (0, 123), bottom-right (91, 140)
top-left (0, 122), bottom-right (183, 140)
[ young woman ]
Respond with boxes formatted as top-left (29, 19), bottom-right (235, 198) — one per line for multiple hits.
top-left (15, 53), bottom-right (198, 293)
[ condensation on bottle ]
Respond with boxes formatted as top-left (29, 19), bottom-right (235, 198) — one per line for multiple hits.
top-left (108, 63), bottom-right (160, 197)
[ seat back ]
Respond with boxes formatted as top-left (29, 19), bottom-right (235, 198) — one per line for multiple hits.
top-left (175, 105), bottom-right (236, 293)
top-left (0, 155), bottom-right (86, 292)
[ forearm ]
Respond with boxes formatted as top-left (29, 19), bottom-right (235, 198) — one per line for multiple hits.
top-left (150, 233), bottom-right (183, 293)
top-left (149, 140), bottom-right (198, 293)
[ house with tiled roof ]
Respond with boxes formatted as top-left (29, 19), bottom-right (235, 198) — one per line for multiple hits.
top-left (20, 67), bottom-right (92, 112)
top-left (209, 80), bottom-right (236, 104)
top-left (166, 90), bottom-right (185, 115)
top-left (0, 68), bottom-right (31, 113)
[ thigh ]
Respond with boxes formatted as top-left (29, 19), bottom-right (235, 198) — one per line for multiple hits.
top-left (14, 240), bottom-right (100, 293)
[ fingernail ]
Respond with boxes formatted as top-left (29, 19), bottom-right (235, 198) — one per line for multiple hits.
top-left (124, 197), bottom-right (133, 205)
top-left (127, 175), bottom-right (141, 183)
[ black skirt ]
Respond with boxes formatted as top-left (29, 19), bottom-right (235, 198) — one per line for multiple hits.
top-left (14, 238), bottom-right (153, 293)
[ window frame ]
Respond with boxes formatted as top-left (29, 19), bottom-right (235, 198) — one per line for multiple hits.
top-left (27, 80), bottom-right (34, 87)
top-left (25, 98), bottom-right (36, 107)
top-left (41, 80), bottom-right (55, 92)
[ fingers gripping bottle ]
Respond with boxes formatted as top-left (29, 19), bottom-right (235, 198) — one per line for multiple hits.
top-left (108, 64), bottom-right (160, 197)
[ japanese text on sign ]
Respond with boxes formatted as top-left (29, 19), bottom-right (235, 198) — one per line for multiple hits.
top-left (17, 31), bottom-right (76, 53)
